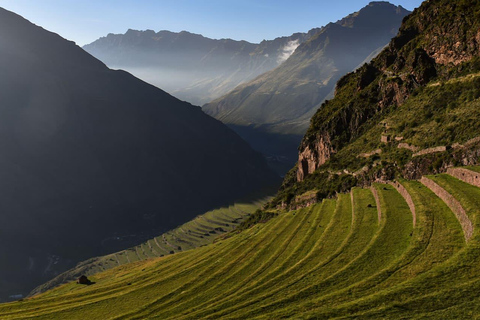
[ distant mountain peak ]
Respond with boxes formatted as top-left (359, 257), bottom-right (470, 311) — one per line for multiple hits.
top-left (336, 1), bottom-right (410, 29)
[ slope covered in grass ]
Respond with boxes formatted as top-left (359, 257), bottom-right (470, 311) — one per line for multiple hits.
top-left (30, 190), bottom-right (275, 296)
top-left (2, 167), bottom-right (480, 318)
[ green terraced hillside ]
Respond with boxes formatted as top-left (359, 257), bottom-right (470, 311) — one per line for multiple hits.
top-left (30, 191), bottom-right (275, 297)
top-left (2, 167), bottom-right (480, 319)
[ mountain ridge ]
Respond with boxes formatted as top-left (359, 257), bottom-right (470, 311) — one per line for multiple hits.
top-left (83, 26), bottom-right (322, 106)
top-left (203, 2), bottom-right (410, 174)
top-left (0, 6), bottom-right (278, 301)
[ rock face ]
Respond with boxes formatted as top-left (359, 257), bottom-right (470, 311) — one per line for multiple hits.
top-left (0, 7), bottom-right (278, 301)
top-left (297, 136), bottom-right (334, 181)
top-left (204, 2), bottom-right (410, 174)
top-left (77, 276), bottom-right (90, 285)
top-left (84, 28), bottom-right (321, 106)
top-left (296, 0), bottom-right (480, 183)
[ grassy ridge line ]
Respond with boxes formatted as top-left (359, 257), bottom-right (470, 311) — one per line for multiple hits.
top-left (221, 188), bottom-right (379, 319)
top-left (249, 186), bottom-right (405, 319)
top-left (164, 202), bottom-right (334, 319)
top-left (185, 196), bottom-right (351, 320)
top-left (262, 183), bottom-right (415, 317)
top-left (127, 207), bottom-right (314, 319)
top-left (158, 204), bottom-right (327, 318)
top-left (2, 235), bottom-right (247, 318)
top-left (5, 209), bottom-right (283, 318)
top-left (103, 213), bottom-right (295, 320)
top-left (264, 182), bottom-right (416, 318)
top-left (95, 210), bottom-right (295, 320)
top-left (182, 199), bottom-right (343, 320)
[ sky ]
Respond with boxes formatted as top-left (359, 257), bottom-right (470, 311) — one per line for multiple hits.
top-left (0, 0), bottom-right (424, 46)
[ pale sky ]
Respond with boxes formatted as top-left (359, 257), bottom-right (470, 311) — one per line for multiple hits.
top-left (0, 0), bottom-right (424, 46)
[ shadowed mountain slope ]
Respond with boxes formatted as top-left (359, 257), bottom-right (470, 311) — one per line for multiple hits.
top-left (203, 2), bottom-right (410, 174)
top-left (29, 189), bottom-right (275, 297)
top-left (0, 7), bottom-right (278, 301)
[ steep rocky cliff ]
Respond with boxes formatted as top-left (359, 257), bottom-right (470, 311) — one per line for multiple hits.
top-left (296, 0), bottom-right (480, 183)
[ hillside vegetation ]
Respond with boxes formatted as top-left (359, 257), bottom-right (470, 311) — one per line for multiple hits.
top-left (2, 167), bottom-right (480, 318)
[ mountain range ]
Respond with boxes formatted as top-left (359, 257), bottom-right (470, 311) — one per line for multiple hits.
top-left (203, 1), bottom-right (411, 174)
top-left (0, 7), bottom-right (278, 301)
top-left (83, 27), bottom-right (321, 106)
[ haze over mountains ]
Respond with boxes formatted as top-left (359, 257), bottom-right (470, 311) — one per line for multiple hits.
top-left (204, 2), bottom-right (410, 173)
top-left (0, 7), bottom-right (278, 300)
top-left (84, 2), bottom-right (410, 175)
top-left (83, 28), bottom-right (321, 106)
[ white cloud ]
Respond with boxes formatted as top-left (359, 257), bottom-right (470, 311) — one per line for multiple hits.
top-left (277, 39), bottom-right (300, 64)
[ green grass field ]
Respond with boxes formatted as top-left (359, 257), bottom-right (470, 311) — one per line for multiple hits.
top-left (3, 168), bottom-right (480, 319)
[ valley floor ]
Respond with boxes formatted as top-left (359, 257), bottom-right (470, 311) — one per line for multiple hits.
top-left (2, 168), bottom-right (480, 319)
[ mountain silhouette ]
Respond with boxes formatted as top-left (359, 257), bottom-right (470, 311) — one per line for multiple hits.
top-left (0, 7), bottom-right (278, 300)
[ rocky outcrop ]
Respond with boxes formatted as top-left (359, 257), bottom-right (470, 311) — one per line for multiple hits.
top-left (447, 168), bottom-right (480, 188)
top-left (295, 0), bottom-right (480, 183)
top-left (420, 176), bottom-right (473, 241)
top-left (297, 135), bottom-right (335, 181)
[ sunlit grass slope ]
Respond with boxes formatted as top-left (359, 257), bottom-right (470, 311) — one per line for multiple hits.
top-left (3, 168), bottom-right (480, 319)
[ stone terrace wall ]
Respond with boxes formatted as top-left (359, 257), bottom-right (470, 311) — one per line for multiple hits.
top-left (447, 167), bottom-right (480, 188)
top-left (420, 176), bottom-right (473, 241)
top-left (370, 186), bottom-right (382, 222)
top-left (398, 143), bottom-right (419, 152)
top-left (412, 146), bottom-right (447, 157)
top-left (351, 190), bottom-right (356, 227)
top-left (388, 181), bottom-right (416, 227)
